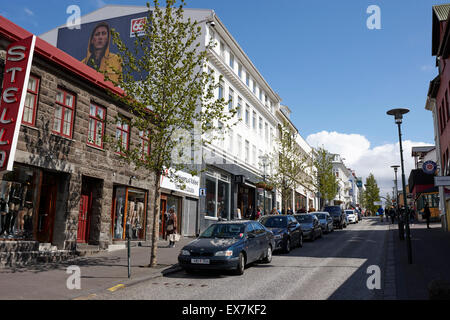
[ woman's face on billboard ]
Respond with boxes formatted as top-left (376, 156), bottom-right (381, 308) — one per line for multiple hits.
top-left (92, 26), bottom-right (109, 50)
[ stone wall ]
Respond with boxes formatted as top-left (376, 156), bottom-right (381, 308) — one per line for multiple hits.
top-left (8, 56), bottom-right (156, 250)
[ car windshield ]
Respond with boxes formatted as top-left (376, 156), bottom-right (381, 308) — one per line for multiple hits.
top-left (199, 224), bottom-right (246, 239)
top-left (345, 211), bottom-right (354, 215)
top-left (295, 215), bottom-right (312, 223)
top-left (260, 216), bottom-right (287, 228)
top-left (315, 214), bottom-right (326, 219)
top-left (331, 212), bottom-right (341, 217)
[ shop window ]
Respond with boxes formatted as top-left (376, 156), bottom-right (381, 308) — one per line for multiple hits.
top-left (53, 88), bottom-right (76, 138)
top-left (205, 173), bottom-right (230, 219)
top-left (0, 165), bottom-right (39, 240)
top-left (87, 103), bottom-right (106, 148)
top-left (22, 75), bottom-right (40, 126)
top-left (112, 186), bottom-right (147, 240)
top-left (116, 117), bottom-right (130, 153)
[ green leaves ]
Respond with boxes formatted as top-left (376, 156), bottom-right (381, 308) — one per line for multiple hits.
top-left (364, 173), bottom-right (380, 214)
top-left (312, 147), bottom-right (338, 203)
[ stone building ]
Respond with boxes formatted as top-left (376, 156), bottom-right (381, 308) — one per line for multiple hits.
top-left (0, 16), bottom-right (156, 258)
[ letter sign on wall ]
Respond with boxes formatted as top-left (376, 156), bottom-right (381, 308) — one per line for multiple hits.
top-left (0, 35), bottom-right (36, 172)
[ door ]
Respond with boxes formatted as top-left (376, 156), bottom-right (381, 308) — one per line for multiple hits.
top-left (36, 174), bottom-right (57, 243)
top-left (77, 194), bottom-right (91, 243)
top-left (182, 198), bottom-right (197, 237)
top-left (245, 223), bottom-right (258, 262)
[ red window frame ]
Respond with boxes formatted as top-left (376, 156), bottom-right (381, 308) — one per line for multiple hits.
top-left (87, 103), bottom-right (106, 148)
top-left (22, 75), bottom-right (39, 126)
top-left (116, 117), bottom-right (130, 154)
top-left (139, 130), bottom-right (151, 158)
top-left (53, 88), bottom-right (76, 138)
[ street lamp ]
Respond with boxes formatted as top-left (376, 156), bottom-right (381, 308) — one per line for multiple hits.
top-left (259, 155), bottom-right (270, 215)
top-left (387, 108), bottom-right (412, 264)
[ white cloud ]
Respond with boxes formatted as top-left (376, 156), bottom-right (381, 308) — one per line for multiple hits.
top-left (24, 8), bottom-right (34, 16)
top-left (306, 131), bottom-right (433, 198)
top-left (96, 0), bottom-right (107, 8)
top-left (420, 65), bottom-right (434, 72)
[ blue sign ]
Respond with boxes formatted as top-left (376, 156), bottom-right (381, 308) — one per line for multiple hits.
top-left (423, 161), bottom-right (437, 175)
top-left (199, 188), bottom-right (206, 197)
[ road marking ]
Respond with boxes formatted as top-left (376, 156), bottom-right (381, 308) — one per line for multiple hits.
top-left (73, 294), bottom-right (97, 300)
top-left (108, 284), bottom-right (125, 292)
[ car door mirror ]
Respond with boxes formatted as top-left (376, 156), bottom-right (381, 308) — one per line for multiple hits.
top-left (247, 233), bottom-right (255, 239)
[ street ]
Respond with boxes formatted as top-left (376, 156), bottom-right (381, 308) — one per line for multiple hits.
top-left (91, 217), bottom-right (389, 300)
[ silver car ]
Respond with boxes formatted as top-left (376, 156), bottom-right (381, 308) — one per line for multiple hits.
top-left (313, 212), bottom-right (334, 234)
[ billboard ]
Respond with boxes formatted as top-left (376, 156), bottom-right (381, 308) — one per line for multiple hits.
top-left (56, 12), bottom-right (151, 82)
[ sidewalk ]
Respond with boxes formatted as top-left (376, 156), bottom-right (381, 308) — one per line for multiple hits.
top-left (0, 237), bottom-right (193, 300)
top-left (390, 220), bottom-right (450, 299)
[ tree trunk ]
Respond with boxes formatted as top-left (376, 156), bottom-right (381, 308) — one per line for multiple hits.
top-left (150, 172), bottom-right (161, 267)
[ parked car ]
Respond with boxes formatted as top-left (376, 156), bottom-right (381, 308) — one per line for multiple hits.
top-left (293, 214), bottom-right (322, 241)
top-left (178, 221), bottom-right (275, 275)
top-left (324, 205), bottom-right (346, 229)
top-left (345, 209), bottom-right (358, 224)
top-left (312, 212), bottom-right (334, 233)
top-left (259, 215), bottom-right (303, 253)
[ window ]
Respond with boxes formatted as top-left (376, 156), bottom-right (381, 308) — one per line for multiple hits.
top-left (139, 130), bottom-right (150, 157)
top-left (265, 122), bottom-right (268, 142)
top-left (252, 111), bottom-right (257, 131)
top-left (237, 135), bottom-right (242, 159)
top-left (245, 105), bottom-right (250, 126)
top-left (246, 72), bottom-right (250, 86)
top-left (229, 52), bottom-right (234, 69)
top-left (238, 63), bottom-right (242, 78)
top-left (259, 89), bottom-right (263, 101)
top-left (253, 81), bottom-right (257, 94)
top-left (218, 121), bottom-right (224, 148)
top-left (245, 140), bottom-right (249, 163)
top-left (220, 41), bottom-right (225, 59)
top-left (87, 103), bottom-right (106, 148)
top-left (270, 127), bottom-right (273, 148)
top-left (252, 145), bottom-right (257, 166)
top-left (259, 117), bottom-right (263, 135)
top-left (237, 96), bottom-right (242, 119)
top-left (218, 81), bottom-right (224, 100)
top-left (22, 75), bottom-right (40, 126)
top-left (228, 129), bottom-right (233, 153)
top-left (228, 88), bottom-right (234, 112)
top-left (53, 88), bottom-right (75, 138)
top-left (116, 117), bottom-right (130, 153)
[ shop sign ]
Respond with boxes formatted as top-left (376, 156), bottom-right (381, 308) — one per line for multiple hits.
top-left (435, 176), bottom-right (450, 187)
top-left (0, 35), bottom-right (36, 172)
top-left (422, 161), bottom-right (437, 175)
top-left (160, 168), bottom-right (200, 197)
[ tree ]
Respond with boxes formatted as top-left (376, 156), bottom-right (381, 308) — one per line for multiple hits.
top-left (103, 0), bottom-right (232, 267)
top-left (313, 147), bottom-right (338, 208)
top-left (268, 121), bottom-right (312, 214)
top-left (385, 193), bottom-right (393, 208)
top-left (364, 173), bottom-right (380, 215)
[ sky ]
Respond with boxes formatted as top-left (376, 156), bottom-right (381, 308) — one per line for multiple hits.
top-left (1, 0), bottom-right (446, 198)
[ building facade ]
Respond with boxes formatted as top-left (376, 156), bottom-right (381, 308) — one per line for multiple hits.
top-left (0, 17), bottom-right (156, 251)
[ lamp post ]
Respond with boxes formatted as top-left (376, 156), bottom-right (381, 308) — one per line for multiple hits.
top-left (387, 108), bottom-right (412, 264)
top-left (260, 155), bottom-right (270, 215)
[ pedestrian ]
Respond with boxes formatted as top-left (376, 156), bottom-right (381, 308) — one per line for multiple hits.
top-left (423, 203), bottom-right (431, 229)
top-left (245, 205), bottom-right (253, 220)
top-left (377, 206), bottom-right (384, 222)
top-left (166, 207), bottom-right (178, 247)
top-left (287, 207), bottom-right (293, 215)
top-left (409, 207), bottom-right (416, 224)
top-left (255, 206), bottom-right (262, 220)
top-left (390, 207), bottom-right (396, 224)
top-left (270, 207), bottom-right (278, 215)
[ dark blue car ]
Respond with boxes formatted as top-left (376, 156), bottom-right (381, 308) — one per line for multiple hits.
top-left (178, 221), bottom-right (275, 275)
top-left (259, 215), bottom-right (303, 253)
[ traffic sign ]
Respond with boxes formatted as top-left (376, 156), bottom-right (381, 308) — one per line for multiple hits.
top-left (199, 188), bottom-right (206, 196)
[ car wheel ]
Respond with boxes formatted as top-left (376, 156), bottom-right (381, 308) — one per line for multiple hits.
top-left (235, 253), bottom-right (245, 275)
top-left (262, 246), bottom-right (272, 263)
top-left (284, 238), bottom-right (291, 253)
top-left (299, 233), bottom-right (303, 248)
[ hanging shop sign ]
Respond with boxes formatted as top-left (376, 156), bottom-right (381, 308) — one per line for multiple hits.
top-left (0, 35), bottom-right (36, 172)
top-left (422, 161), bottom-right (437, 175)
top-left (160, 168), bottom-right (200, 197)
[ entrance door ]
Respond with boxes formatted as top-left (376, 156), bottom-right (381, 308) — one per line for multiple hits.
top-left (77, 194), bottom-right (91, 243)
top-left (182, 198), bottom-right (197, 236)
top-left (36, 174), bottom-right (57, 243)
top-left (159, 197), bottom-right (167, 239)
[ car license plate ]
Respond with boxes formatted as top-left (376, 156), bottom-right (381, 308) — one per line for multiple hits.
top-left (191, 259), bottom-right (210, 264)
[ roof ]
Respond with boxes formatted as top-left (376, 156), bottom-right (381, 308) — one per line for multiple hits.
top-left (411, 146), bottom-right (436, 157)
top-left (433, 4), bottom-right (450, 21)
top-left (432, 4), bottom-right (450, 56)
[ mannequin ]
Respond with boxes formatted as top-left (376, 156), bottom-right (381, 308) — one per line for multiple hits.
top-left (0, 197), bottom-right (7, 237)
top-left (114, 197), bottom-right (124, 239)
top-left (17, 185), bottom-right (28, 235)
top-left (127, 199), bottom-right (137, 239)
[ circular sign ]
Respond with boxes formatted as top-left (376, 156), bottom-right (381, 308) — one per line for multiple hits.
top-left (423, 161), bottom-right (437, 175)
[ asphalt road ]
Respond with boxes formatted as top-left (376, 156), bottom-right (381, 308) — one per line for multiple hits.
top-left (93, 217), bottom-right (390, 300)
